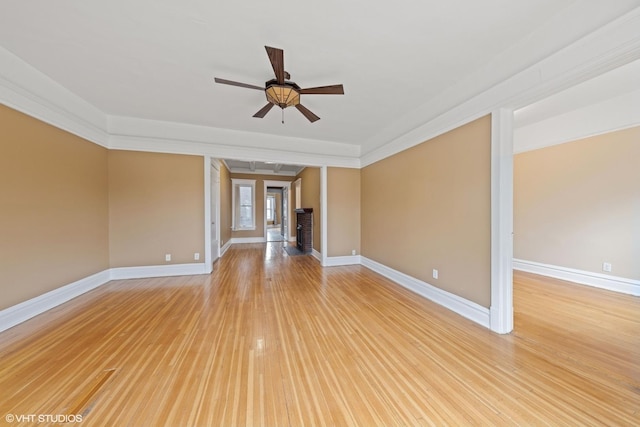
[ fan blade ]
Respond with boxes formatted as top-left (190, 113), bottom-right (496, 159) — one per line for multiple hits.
top-left (295, 104), bottom-right (320, 123)
top-left (265, 46), bottom-right (285, 84)
top-left (253, 103), bottom-right (275, 118)
top-left (214, 78), bottom-right (264, 91)
top-left (299, 84), bottom-right (344, 95)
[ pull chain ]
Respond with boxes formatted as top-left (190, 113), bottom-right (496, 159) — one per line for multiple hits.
top-left (282, 108), bottom-right (284, 124)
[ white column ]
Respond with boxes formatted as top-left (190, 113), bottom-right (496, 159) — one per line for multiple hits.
top-left (490, 109), bottom-right (514, 334)
top-left (321, 166), bottom-right (328, 266)
top-left (203, 156), bottom-right (212, 273)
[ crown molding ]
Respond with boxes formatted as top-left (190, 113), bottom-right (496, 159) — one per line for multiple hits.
top-left (0, 47), bottom-right (108, 146)
top-left (1, 7), bottom-right (639, 168)
top-left (0, 45), bottom-right (360, 168)
top-left (107, 115), bottom-right (360, 167)
top-left (108, 133), bottom-right (360, 168)
top-left (514, 88), bottom-right (640, 153)
top-left (360, 7), bottom-right (640, 167)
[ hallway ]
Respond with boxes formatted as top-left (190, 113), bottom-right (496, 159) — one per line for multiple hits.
top-left (266, 225), bottom-right (286, 242)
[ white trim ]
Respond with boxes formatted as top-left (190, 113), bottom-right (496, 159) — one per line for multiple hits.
top-left (209, 159), bottom-right (221, 268)
top-left (514, 88), bottom-right (640, 154)
top-left (204, 157), bottom-right (213, 273)
top-left (312, 249), bottom-right (322, 263)
top-left (230, 237), bottom-right (267, 244)
top-left (490, 109), bottom-right (514, 334)
top-left (324, 255), bottom-right (362, 267)
top-left (0, 263), bottom-right (207, 333)
top-left (0, 270), bottom-right (111, 333)
top-left (513, 259), bottom-right (640, 296)
top-left (109, 263), bottom-right (207, 280)
top-left (220, 240), bottom-right (232, 257)
top-left (108, 132), bottom-right (361, 168)
top-left (361, 257), bottom-right (491, 329)
top-left (320, 166), bottom-right (328, 266)
top-left (107, 115), bottom-right (361, 162)
top-left (1, 9), bottom-right (638, 168)
top-left (0, 46), bottom-right (109, 148)
top-left (360, 8), bottom-right (640, 166)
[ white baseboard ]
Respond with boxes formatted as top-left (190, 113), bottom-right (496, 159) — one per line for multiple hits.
top-left (513, 259), bottom-right (639, 296)
top-left (312, 249), bottom-right (322, 262)
top-left (0, 263), bottom-right (208, 333)
top-left (220, 241), bottom-right (232, 257)
top-left (361, 257), bottom-right (491, 329)
top-left (109, 263), bottom-right (207, 280)
top-left (0, 270), bottom-right (111, 333)
top-left (230, 237), bottom-right (267, 244)
top-left (324, 255), bottom-right (362, 267)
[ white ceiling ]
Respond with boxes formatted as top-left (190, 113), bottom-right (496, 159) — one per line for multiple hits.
top-left (0, 1), bottom-right (639, 162)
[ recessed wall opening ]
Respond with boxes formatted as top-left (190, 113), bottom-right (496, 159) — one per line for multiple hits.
top-left (510, 60), bottom-right (640, 341)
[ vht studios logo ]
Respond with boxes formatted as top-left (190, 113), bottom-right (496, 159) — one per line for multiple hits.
top-left (5, 413), bottom-right (83, 423)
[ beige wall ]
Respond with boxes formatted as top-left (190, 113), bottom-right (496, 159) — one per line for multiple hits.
top-left (295, 167), bottom-right (321, 252)
top-left (229, 173), bottom-right (292, 239)
top-left (0, 102), bottom-right (495, 312)
top-left (108, 150), bottom-right (204, 267)
top-left (219, 161), bottom-right (232, 247)
top-left (514, 126), bottom-right (640, 280)
top-left (0, 105), bottom-right (109, 309)
top-left (361, 116), bottom-right (492, 307)
top-left (327, 167), bottom-right (361, 257)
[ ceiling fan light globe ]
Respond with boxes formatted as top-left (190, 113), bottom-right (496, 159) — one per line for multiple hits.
top-left (265, 84), bottom-right (300, 108)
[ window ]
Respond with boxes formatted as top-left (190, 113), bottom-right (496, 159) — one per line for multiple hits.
top-left (232, 179), bottom-right (256, 230)
top-left (294, 178), bottom-right (302, 209)
top-left (266, 195), bottom-right (275, 221)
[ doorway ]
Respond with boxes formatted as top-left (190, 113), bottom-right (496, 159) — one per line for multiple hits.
top-left (264, 181), bottom-right (291, 243)
top-left (266, 187), bottom-right (285, 242)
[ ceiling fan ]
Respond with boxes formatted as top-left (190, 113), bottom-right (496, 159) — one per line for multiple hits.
top-left (214, 46), bottom-right (344, 123)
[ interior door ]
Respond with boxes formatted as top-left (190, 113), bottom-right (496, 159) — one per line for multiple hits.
top-left (210, 164), bottom-right (220, 265)
top-left (282, 186), bottom-right (288, 241)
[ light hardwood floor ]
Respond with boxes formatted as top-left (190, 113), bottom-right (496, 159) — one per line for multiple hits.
top-left (1, 243), bottom-right (638, 426)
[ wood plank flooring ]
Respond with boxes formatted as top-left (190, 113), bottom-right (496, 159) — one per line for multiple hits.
top-left (1, 243), bottom-right (638, 426)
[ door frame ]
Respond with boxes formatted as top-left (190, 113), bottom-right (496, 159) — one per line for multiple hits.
top-left (204, 157), bottom-right (221, 273)
top-left (210, 160), bottom-right (220, 265)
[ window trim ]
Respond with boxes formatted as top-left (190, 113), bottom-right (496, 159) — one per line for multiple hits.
top-left (231, 179), bottom-right (256, 231)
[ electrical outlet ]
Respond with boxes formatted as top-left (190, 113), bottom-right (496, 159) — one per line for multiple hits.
top-left (432, 269), bottom-right (438, 279)
top-left (194, 252), bottom-right (200, 261)
top-left (351, 249), bottom-right (356, 256)
top-left (165, 254), bottom-right (171, 262)
top-left (602, 262), bottom-right (612, 272)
